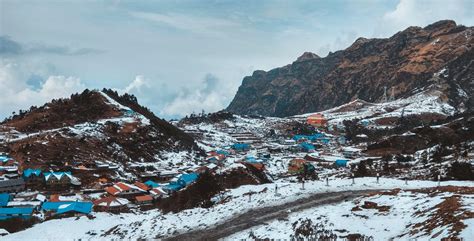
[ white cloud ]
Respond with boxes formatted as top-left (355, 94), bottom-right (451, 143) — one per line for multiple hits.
top-left (124, 75), bottom-right (148, 93)
top-left (161, 74), bottom-right (226, 117)
top-left (130, 11), bottom-right (243, 36)
top-left (377, 0), bottom-right (473, 36)
top-left (0, 60), bottom-right (85, 118)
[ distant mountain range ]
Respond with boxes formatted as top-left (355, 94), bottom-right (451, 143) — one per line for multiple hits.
top-left (227, 20), bottom-right (473, 117)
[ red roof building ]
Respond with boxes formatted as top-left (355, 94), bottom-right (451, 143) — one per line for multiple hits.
top-left (307, 113), bottom-right (328, 127)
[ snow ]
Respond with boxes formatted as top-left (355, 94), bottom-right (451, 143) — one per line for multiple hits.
top-left (227, 188), bottom-right (474, 240)
top-left (294, 88), bottom-right (456, 129)
top-left (4, 178), bottom-right (473, 240)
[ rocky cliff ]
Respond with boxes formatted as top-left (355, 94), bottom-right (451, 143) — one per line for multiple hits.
top-left (227, 20), bottom-right (473, 117)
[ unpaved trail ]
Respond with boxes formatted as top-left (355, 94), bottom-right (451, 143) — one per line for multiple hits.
top-left (164, 189), bottom-right (379, 241)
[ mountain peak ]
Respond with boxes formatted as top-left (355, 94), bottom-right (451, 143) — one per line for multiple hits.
top-left (424, 19), bottom-right (457, 31)
top-left (296, 52), bottom-right (320, 62)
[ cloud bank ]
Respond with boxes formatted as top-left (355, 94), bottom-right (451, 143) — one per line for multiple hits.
top-left (0, 59), bottom-right (86, 118)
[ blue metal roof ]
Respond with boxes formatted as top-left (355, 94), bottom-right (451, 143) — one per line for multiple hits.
top-left (144, 180), bottom-right (160, 188)
top-left (216, 150), bottom-right (229, 156)
top-left (0, 193), bottom-right (10, 207)
top-left (42, 201), bottom-right (75, 211)
top-left (178, 173), bottom-right (199, 185)
top-left (164, 183), bottom-right (183, 191)
top-left (293, 134), bottom-right (324, 141)
top-left (231, 143), bottom-right (250, 150)
top-left (0, 207), bottom-right (33, 215)
top-left (0, 156), bottom-right (12, 163)
top-left (300, 142), bottom-right (316, 151)
top-left (335, 159), bottom-right (349, 167)
top-left (56, 202), bottom-right (92, 214)
top-left (23, 168), bottom-right (42, 178)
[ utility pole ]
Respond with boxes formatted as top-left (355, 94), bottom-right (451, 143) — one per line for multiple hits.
top-left (381, 86), bottom-right (388, 103)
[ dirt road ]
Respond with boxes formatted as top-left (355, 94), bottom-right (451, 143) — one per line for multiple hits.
top-left (164, 189), bottom-right (379, 241)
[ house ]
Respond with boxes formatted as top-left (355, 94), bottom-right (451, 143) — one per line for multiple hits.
top-left (0, 179), bottom-right (25, 193)
top-left (22, 169), bottom-right (43, 188)
top-left (158, 170), bottom-right (179, 181)
top-left (300, 142), bottom-right (316, 152)
top-left (162, 183), bottom-right (183, 193)
top-left (288, 159), bottom-right (315, 174)
top-left (55, 202), bottom-right (93, 216)
top-left (293, 134), bottom-right (324, 142)
top-left (134, 182), bottom-right (151, 192)
top-left (195, 163), bottom-right (218, 174)
top-left (0, 207), bottom-right (34, 220)
top-left (231, 143), bottom-right (250, 152)
top-left (0, 193), bottom-right (10, 207)
top-left (216, 150), bottom-right (229, 156)
top-left (335, 159), bottom-right (349, 167)
top-left (42, 201), bottom-right (92, 217)
top-left (93, 196), bottom-right (129, 212)
top-left (0, 156), bottom-right (14, 166)
top-left (135, 195), bottom-right (153, 205)
top-left (206, 154), bottom-right (225, 163)
top-left (149, 188), bottom-right (165, 199)
top-left (0, 166), bottom-right (19, 179)
top-left (105, 182), bottom-right (146, 199)
top-left (144, 180), bottom-right (160, 188)
top-left (177, 173), bottom-right (199, 187)
top-left (307, 113), bottom-right (328, 127)
top-left (44, 172), bottom-right (79, 189)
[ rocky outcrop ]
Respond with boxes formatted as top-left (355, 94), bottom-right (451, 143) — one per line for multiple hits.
top-left (227, 20), bottom-right (473, 117)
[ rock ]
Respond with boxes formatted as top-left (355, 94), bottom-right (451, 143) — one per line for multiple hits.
top-left (226, 20), bottom-right (473, 117)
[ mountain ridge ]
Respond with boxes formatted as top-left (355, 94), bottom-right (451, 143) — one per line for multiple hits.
top-left (226, 20), bottom-right (473, 117)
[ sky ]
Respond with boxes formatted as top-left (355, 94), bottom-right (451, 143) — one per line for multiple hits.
top-left (0, 0), bottom-right (473, 120)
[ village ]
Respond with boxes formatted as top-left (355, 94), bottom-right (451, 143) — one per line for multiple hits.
top-left (0, 112), bottom-right (372, 229)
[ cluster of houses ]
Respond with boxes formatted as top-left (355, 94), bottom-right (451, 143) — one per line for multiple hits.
top-left (0, 191), bottom-right (93, 221)
top-left (0, 150), bottom-right (207, 222)
top-left (0, 112), bottom-right (361, 224)
top-left (0, 170), bottom-right (201, 221)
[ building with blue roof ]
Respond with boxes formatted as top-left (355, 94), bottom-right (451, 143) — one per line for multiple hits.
top-left (216, 150), bottom-right (229, 156)
top-left (0, 156), bottom-right (12, 163)
top-left (0, 193), bottom-right (10, 207)
top-left (42, 201), bottom-right (76, 211)
top-left (42, 201), bottom-right (92, 216)
top-left (335, 159), bottom-right (349, 167)
top-left (144, 180), bottom-right (160, 188)
top-left (23, 169), bottom-right (42, 178)
top-left (56, 202), bottom-right (93, 215)
top-left (293, 134), bottom-right (324, 142)
top-left (23, 169), bottom-right (44, 188)
top-left (0, 207), bottom-right (34, 220)
top-left (163, 183), bottom-right (184, 193)
top-left (231, 143), bottom-right (250, 152)
top-left (300, 142), bottom-right (316, 152)
top-left (177, 173), bottom-right (199, 186)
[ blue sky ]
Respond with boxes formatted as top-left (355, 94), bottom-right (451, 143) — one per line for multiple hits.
top-left (1, 0), bottom-right (472, 119)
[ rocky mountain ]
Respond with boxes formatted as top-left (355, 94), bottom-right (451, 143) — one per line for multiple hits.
top-left (227, 20), bottom-right (473, 117)
top-left (0, 89), bottom-right (201, 184)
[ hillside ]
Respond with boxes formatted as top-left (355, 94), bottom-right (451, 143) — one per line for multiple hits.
top-left (0, 89), bottom-right (201, 184)
top-left (227, 20), bottom-right (473, 117)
